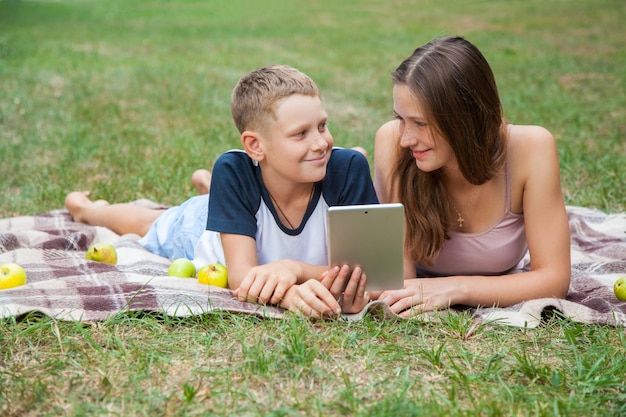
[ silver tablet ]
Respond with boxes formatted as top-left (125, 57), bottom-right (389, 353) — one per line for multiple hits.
top-left (326, 203), bottom-right (405, 291)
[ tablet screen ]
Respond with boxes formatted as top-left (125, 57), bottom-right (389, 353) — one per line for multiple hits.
top-left (326, 203), bottom-right (404, 291)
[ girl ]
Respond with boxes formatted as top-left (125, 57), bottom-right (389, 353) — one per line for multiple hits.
top-left (374, 36), bottom-right (571, 316)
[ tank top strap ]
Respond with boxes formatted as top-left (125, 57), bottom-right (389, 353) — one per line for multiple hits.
top-left (505, 124), bottom-right (513, 213)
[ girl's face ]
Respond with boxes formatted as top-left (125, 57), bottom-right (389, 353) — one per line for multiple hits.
top-left (392, 84), bottom-right (457, 173)
top-left (260, 94), bottom-right (333, 185)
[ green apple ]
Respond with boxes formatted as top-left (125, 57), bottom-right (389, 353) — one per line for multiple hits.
top-left (168, 258), bottom-right (196, 278)
top-left (613, 276), bottom-right (626, 301)
top-left (85, 243), bottom-right (118, 265)
top-left (197, 263), bottom-right (228, 288)
top-left (0, 263), bottom-right (28, 290)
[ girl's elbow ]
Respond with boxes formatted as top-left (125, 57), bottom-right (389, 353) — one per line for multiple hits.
top-left (554, 269), bottom-right (571, 299)
top-left (555, 285), bottom-right (569, 299)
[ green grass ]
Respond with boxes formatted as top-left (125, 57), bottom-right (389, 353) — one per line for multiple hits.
top-left (2, 311), bottom-right (625, 416)
top-left (1, 0), bottom-right (625, 415)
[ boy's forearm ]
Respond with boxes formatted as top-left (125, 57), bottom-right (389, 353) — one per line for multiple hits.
top-left (281, 259), bottom-right (328, 284)
top-left (292, 261), bottom-right (328, 284)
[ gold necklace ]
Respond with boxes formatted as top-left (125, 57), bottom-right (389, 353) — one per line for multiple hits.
top-left (447, 197), bottom-right (465, 228)
top-left (446, 187), bottom-right (481, 229)
top-left (267, 185), bottom-right (315, 229)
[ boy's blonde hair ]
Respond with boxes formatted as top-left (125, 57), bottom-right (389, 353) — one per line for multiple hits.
top-left (231, 65), bottom-right (321, 134)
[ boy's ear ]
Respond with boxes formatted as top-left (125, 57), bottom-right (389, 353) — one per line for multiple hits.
top-left (241, 131), bottom-right (265, 162)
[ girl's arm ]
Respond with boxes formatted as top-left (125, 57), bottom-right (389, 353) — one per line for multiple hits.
top-left (460, 125), bottom-right (571, 305)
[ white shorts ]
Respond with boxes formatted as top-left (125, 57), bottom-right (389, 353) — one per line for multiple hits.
top-left (138, 194), bottom-right (219, 263)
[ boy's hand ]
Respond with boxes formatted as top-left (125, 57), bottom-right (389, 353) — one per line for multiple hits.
top-left (281, 265), bottom-right (370, 319)
top-left (233, 261), bottom-right (298, 305)
top-left (281, 281), bottom-right (341, 319)
top-left (321, 265), bottom-right (370, 314)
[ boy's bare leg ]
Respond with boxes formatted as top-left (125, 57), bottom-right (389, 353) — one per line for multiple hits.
top-left (191, 169), bottom-right (212, 195)
top-left (64, 192), bottom-right (165, 236)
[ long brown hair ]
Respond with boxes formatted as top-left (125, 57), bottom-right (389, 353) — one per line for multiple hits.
top-left (390, 36), bottom-right (507, 265)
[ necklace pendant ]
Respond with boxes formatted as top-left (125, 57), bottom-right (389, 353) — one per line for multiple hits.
top-left (457, 215), bottom-right (464, 228)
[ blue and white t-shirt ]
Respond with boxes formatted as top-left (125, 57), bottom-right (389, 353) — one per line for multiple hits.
top-left (140, 148), bottom-right (378, 269)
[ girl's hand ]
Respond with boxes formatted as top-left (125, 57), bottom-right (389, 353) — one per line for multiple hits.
top-left (378, 278), bottom-right (456, 317)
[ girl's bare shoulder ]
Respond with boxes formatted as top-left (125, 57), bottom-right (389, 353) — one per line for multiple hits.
top-left (508, 124), bottom-right (558, 166)
top-left (508, 124), bottom-right (556, 150)
top-left (375, 119), bottom-right (400, 140)
top-left (508, 124), bottom-right (561, 194)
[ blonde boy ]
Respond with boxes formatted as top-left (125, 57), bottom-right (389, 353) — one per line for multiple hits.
top-left (65, 65), bottom-right (377, 318)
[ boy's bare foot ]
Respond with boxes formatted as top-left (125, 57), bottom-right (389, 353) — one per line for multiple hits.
top-left (191, 169), bottom-right (212, 195)
top-left (64, 192), bottom-right (110, 222)
top-left (352, 146), bottom-right (368, 158)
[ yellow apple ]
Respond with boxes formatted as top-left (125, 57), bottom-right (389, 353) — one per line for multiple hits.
top-left (614, 276), bottom-right (626, 302)
top-left (0, 263), bottom-right (28, 290)
top-left (197, 264), bottom-right (228, 288)
top-left (85, 243), bottom-right (117, 265)
top-left (168, 258), bottom-right (196, 278)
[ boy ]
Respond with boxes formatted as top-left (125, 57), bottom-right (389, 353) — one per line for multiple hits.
top-left (65, 65), bottom-right (378, 318)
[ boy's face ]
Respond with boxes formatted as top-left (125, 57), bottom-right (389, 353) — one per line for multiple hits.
top-left (258, 94), bottom-right (333, 184)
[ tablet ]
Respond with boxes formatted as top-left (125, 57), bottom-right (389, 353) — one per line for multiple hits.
top-left (326, 203), bottom-right (405, 291)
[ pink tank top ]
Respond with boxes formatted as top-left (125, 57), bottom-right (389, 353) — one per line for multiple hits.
top-left (415, 155), bottom-right (528, 277)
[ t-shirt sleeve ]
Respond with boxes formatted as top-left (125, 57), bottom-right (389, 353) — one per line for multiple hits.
top-left (206, 151), bottom-right (260, 238)
top-left (323, 148), bottom-right (379, 206)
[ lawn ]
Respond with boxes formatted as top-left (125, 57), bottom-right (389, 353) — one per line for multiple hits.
top-left (1, 0), bottom-right (625, 416)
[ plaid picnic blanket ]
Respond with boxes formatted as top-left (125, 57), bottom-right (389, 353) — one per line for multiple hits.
top-left (1, 204), bottom-right (625, 328)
